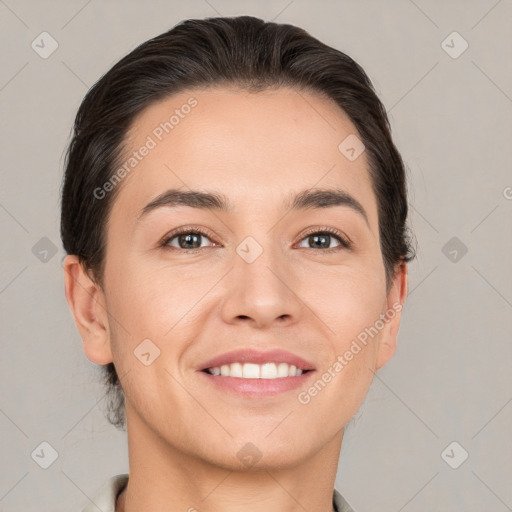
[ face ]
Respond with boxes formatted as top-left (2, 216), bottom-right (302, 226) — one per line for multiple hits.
top-left (71, 86), bottom-right (407, 470)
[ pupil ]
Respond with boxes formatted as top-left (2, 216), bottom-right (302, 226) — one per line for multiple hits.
top-left (180, 233), bottom-right (200, 248)
top-left (310, 234), bottom-right (329, 248)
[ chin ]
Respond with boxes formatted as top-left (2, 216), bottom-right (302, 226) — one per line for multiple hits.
top-left (202, 436), bottom-right (315, 472)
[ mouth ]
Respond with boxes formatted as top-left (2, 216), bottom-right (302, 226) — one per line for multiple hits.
top-left (197, 348), bottom-right (316, 396)
top-left (202, 362), bottom-right (313, 379)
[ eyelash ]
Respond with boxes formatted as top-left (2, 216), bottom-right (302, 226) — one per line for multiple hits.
top-left (159, 225), bottom-right (353, 254)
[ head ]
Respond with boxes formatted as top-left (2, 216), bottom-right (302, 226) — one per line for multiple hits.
top-left (61, 16), bottom-right (415, 469)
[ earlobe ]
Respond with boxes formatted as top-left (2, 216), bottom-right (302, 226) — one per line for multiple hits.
top-left (375, 261), bottom-right (408, 370)
top-left (62, 255), bottom-right (113, 365)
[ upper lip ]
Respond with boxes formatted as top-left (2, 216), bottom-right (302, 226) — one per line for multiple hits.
top-left (198, 348), bottom-right (316, 371)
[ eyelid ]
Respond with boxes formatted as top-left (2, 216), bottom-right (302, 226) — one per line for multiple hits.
top-left (301, 226), bottom-right (353, 245)
top-left (158, 224), bottom-right (219, 249)
top-left (296, 226), bottom-right (353, 250)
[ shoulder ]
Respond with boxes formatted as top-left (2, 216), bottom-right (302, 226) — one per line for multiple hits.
top-left (81, 473), bottom-right (129, 512)
top-left (80, 475), bottom-right (354, 512)
top-left (333, 487), bottom-right (357, 512)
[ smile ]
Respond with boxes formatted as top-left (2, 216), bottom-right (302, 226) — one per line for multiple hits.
top-left (204, 362), bottom-right (310, 379)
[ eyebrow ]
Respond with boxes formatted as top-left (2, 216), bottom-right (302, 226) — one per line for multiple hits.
top-left (137, 187), bottom-right (369, 226)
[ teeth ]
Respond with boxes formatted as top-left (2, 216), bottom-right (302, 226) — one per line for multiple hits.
top-left (208, 362), bottom-right (304, 379)
top-left (243, 363), bottom-right (260, 378)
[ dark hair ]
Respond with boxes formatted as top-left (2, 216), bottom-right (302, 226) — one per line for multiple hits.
top-left (60, 15), bottom-right (416, 430)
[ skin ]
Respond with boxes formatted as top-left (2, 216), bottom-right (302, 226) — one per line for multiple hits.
top-left (63, 86), bottom-right (407, 512)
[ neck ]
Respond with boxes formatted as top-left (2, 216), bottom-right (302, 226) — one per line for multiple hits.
top-left (116, 404), bottom-right (343, 512)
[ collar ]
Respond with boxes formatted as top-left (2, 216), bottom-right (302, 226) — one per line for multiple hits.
top-left (81, 474), bottom-right (356, 512)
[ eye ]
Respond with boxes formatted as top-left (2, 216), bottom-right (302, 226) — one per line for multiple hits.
top-left (296, 227), bottom-right (352, 252)
top-left (159, 226), bottom-right (352, 253)
top-left (160, 228), bottom-right (216, 251)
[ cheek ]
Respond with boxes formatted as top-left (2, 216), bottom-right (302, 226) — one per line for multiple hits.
top-left (301, 265), bottom-right (385, 407)
top-left (303, 265), bottom-right (386, 340)
top-left (107, 248), bottom-right (386, 348)
top-left (104, 259), bottom-right (222, 388)
top-left (105, 257), bottom-right (203, 336)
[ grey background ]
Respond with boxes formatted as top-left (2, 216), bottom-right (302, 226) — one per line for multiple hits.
top-left (1, 0), bottom-right (511, 511)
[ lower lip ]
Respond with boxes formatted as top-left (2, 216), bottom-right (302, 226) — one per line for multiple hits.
top-left (198, 370), bottom-right (316, 397)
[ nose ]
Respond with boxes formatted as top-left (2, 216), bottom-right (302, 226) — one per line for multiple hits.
top-left (219, 237), bottom-right (304, 329)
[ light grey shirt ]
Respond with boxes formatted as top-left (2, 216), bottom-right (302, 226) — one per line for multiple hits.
top-left (82, 474), bottom-right (356, 512)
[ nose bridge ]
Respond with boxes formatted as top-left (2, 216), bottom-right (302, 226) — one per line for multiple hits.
top-left (220, 229), bottom-right (302, 327)
top-left (235, 230), bottom-right (286, 296)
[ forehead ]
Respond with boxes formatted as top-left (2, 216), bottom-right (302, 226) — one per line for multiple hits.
top-left (109, 86), bottom-right (377, 230)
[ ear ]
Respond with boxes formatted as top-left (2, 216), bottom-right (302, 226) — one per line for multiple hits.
top-left (62, 255), bottom-right (113, 365)
top-left (375, 261), bottom-right (408, 370)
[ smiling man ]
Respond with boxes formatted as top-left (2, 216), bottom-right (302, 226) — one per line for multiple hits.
top-left (61, 16), bottom-right (414, 512)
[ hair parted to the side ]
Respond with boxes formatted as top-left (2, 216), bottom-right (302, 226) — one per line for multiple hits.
top-left (60, 15), bottom-right (416, 430)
